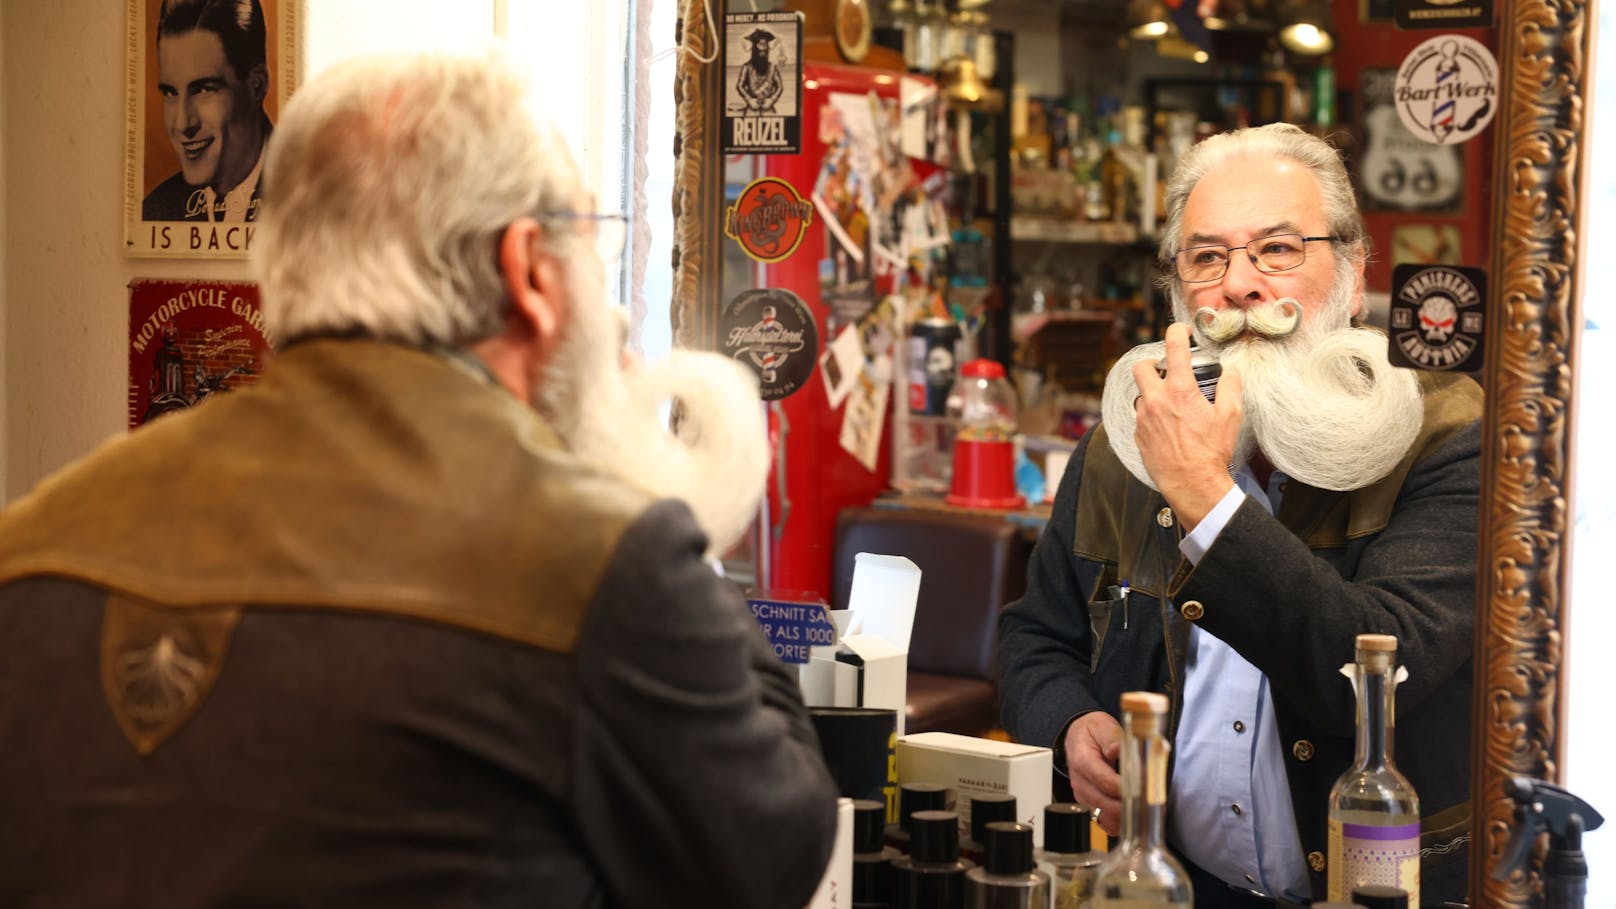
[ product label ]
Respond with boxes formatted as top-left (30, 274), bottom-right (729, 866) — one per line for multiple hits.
top-left (1327, 819), bottom-right (1420, 904)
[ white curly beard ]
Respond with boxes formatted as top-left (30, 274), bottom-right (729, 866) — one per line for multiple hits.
top-left (535, 265), bottom-right (768, 557)
top-left (1101, 281), bottom-right (1422, 493)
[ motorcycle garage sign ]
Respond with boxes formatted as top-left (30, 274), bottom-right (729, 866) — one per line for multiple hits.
top-left (725, 176), bottom-right (816, 263)
top-left (1393, 35), bottom-right (1498, 145)
top-left (128, 278), bottom-right (271, 428)
top-left (1387, 263), bottom-right (1486, 372)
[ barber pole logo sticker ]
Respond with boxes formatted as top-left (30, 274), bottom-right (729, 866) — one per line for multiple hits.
top-left (726, 176), bottom-right (815, 263)
top-left (1393, 35), bottom-right (1498, 145)
top-left (1388, 263), bottom-right (1486, 372)
top-left (720, 287), bottom-right (819, 401)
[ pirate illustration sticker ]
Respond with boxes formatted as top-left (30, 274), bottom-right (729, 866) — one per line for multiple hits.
top-left (1387, 263), bottom-right (1486, 372)
top-left (1393, 35), bottom-right (1498, 145)
top-left (723, 11), bottom-right (804, 155)
top-left (720, 288), bottom-right (819, 401)
top-left (725, 176), bottom-right (815, 263)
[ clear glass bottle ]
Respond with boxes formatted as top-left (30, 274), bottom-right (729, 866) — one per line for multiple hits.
top-left (1091, 691), bottom-right (1192, 908)
top-left (1039, 802), bottom-right (1104, 909)
top-left (966, 822), bottom-right (1051, 908)
top-left (1327, 634), bottom-right (1420, 905)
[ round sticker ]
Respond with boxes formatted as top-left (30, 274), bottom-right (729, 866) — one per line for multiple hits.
top-left (724, 176), bottom-right (815, 263)
top-left (1393, 34), bottom-right (1498, 145)
top-left (720, 288), bottom-right (819, 401)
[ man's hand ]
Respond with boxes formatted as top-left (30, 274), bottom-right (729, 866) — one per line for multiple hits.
top-left (1064, 711), bottom-right (1124, 838)
top-left (1130, 322), bottom-right (1245, 530)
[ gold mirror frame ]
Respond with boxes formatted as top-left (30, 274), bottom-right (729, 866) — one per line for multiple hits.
top-left (670, 2), bottom-right (1595, 903)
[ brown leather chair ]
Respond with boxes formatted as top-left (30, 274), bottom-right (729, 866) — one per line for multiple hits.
top-left (831, 506), bottom-right (1031, 737)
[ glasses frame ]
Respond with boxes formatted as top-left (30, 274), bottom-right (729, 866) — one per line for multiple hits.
top-left (1173, 233), bottom-right (1341, 283)
top-left (536, 211), bottom-right (630, 264)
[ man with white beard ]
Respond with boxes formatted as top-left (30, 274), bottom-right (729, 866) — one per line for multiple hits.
top-left (0, 53), bottom-right (837, 908)
top-left (999, 123), bottom-right (1481, 907)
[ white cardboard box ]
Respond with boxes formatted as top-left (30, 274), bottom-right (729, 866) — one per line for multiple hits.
top-left (798, 553), bottom-right (920, 736)
top-left (803, 797), bottom-right (854, 909)
top-left (895, 732), bottom-right (1054, 847)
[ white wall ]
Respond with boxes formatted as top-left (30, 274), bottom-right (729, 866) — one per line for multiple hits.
top-left (0, 0), bottom-right (610, 504)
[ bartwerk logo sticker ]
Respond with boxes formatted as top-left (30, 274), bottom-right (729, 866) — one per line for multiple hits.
top-left (725, 176), bottom-right (816, 263)
top-left (1394, 35), bottom-right (1498, 145)
top-left (1388, 263), bottom-right (1486, 372)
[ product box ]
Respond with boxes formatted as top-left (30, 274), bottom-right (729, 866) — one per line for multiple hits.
top-left (797, 553), bottom-right (920, 736)
top-left (803, 797), bottom-right (854, 909)
top-left (895, 732), bottom-right (1054, 847)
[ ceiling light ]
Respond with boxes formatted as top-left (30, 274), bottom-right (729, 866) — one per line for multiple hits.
top-left (1127, 0), bottom-right (1175, 39)
top-left (1277, 0), bottom-right (1335, 55)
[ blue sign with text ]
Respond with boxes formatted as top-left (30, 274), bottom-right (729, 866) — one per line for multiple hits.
top-left (747, 596), bottom-right (839, 664)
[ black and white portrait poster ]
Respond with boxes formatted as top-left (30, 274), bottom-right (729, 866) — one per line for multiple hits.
top-left (124, 0), bottom-right (302, 259)
top-left (722, 11), bottom-right (803, 155)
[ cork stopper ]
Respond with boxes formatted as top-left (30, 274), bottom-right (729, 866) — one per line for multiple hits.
top-left (1356, 634), bottom-right (1398, 652)
top-left (1355, 634), bottom-right (1398, 671)
top-left (1121, 691), bottom-right (1168, 735)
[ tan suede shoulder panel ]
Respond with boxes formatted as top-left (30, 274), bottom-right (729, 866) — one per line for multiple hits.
top-left (0, 340), bottom-right (652, 654)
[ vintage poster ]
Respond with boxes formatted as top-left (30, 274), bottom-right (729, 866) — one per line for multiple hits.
top-left (1356, 68), bottom-right (1464, 213)
top-left (722, 11), bottom-right (803, 155)
top-left (124, 0), bottom-right (302, 258)
top-left (128, 279), bottom-right (272, 429)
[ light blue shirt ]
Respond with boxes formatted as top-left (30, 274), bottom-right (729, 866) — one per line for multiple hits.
top-left (1165, 468), bottom-right (1311, 901)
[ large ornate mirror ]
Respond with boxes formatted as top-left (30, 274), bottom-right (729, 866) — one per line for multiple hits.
top-left (668, 0), bottom-right (1593, 904)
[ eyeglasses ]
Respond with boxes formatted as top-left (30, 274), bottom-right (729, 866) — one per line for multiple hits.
top-left (537, 211), bottom-right (629, 265)
top-left (1173, 233), bottom-right (1340, 283)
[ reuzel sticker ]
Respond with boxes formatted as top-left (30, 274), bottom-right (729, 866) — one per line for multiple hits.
top-left (725, 176), bottom-right (816, 263)
top-left (1393, 35), bottom-right (1498, 145)
top-left (722, 11), bottom-right (804, 155)
top-left (1388, 263), bottom-right (1487, 372)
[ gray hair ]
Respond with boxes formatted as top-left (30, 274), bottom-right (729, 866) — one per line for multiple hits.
top-left (252, 52), bottom-right (583, 348)
top-left (1157, 123), bottom-right (1367, 308)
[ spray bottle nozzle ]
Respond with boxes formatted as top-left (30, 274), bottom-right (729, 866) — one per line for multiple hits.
top-left (1491, 776), bottom-right (1604, 884)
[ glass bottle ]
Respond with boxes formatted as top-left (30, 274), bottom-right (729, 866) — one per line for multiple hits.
top-left (1039, 802), bottom-right (1104, 909)
top-left (965, 822), bottom-right (1051, 908)
top-left (1327, 634), bottom-right (1420, 904)
top-left (893, 809), bottom-right (974, 909)
top-left (1091, 691), bottom-right (1192, 908)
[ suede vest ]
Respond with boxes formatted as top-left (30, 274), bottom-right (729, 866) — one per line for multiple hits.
top-left (0, 339), bottom-right (653, 753)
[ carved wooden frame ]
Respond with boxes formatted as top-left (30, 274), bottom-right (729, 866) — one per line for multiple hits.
top-left (671, 0), bottom-right (1595, 903)
top-left (1471, 0), bottom-right (1592, 902)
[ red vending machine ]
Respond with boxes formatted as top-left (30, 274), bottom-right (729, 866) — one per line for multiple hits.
top-left (742, 60), bottom-right (947, 599)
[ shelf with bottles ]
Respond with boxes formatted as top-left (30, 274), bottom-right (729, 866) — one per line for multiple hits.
top-left (1010, 217), bottom-right (1140, 246)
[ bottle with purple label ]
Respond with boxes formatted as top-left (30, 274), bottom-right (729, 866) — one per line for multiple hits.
top-left (1327, 634), bottom-right (1420, 905)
